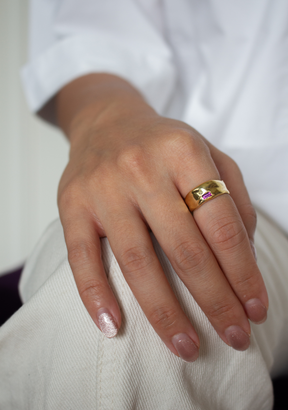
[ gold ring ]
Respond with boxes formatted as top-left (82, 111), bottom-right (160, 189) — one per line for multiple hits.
top-left (184, 180), bottom-right (230, 212)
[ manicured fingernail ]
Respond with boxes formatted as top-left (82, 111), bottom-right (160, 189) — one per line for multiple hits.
top-left (97, 308), bottom-right (118, 338)
top-left (225, 325), bottom-right (250, 351)
top-left (172, 333), bottom-right (199, 362)
top-left (250, 239), bottom-right (257, 261)
top-left (245, 298), bottom-right (267, 324)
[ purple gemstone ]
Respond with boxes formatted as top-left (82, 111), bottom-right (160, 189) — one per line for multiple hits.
top-left (202, 192), bottom-right (212, 200)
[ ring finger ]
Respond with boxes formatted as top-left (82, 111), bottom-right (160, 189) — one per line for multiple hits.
top-left (137, 184), bottom-right (252, 351)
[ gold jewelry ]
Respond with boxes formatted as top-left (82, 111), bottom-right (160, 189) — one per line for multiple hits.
top-left (185, 180), bottom-right (230, 212)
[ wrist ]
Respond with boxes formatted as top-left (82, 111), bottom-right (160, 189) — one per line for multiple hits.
top-left (69, 93), bottom-right (155, 147)
top-left (56, 73), bottom-right (156, 145)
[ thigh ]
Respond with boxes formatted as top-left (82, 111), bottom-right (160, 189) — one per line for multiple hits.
top-left (252, 210), bottom-right (288, 378)
top-left (0, 218), bottom-right (275, 410)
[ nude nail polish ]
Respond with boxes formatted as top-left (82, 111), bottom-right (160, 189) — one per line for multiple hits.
top-left (245, 298), bottom-right (267, 324)
top-left (225, 325), bottom-right (250, 351)
top-left (97, 308), bottom-right (118, 338)
top-left (172, 333), bottom-right (199, 362)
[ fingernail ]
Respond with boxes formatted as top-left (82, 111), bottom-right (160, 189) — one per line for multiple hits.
top-left (245, 298), bottom-right (267, 324)
top-left (97, 308), bottom-right (118, 338)
top-left (225, 325), bottom-right (250, 351)
top-left (250, 239), bottom-right (257, 262)
top-left (172, 333), bottom-right (199, 362)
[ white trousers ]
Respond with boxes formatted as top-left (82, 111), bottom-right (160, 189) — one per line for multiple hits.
top-left (1, 210), bottom-right (288, 410)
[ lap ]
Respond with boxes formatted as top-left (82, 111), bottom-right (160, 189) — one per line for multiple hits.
top-left (1, 210), bottom-right (288, 409)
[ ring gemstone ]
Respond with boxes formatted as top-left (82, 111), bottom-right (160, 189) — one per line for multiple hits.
top-left (202, 192), bottom-right (212, 200)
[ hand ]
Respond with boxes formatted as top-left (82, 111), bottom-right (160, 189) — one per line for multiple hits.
top-left (56, 74), bottom-right (268, 362)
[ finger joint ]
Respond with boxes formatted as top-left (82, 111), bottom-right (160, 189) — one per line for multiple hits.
top-left (150, 306), bottom-right (178, 331)
top-left (68, 240), bottom-right (97, 268)
top-left (172, 240), bottom-right (207, 274)
top-left (120, 246), bottom-right (154, 278)
top-left (210, 218), bottom-right (246, 252)
top-left (207, 301), bottom-right (235, 323)
top-left (78, 279), bottom-right (107, 305)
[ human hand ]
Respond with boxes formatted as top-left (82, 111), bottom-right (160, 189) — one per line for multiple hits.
top-left (56, 74), bottom-right (268, 362)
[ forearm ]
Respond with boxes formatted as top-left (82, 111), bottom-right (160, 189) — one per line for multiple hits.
top-left (55, 73), bottom-right (156, 142)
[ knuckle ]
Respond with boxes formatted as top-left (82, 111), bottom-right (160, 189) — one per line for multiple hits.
top-left (58, 180), bottom-right (81, 210)
top-left (120, 246), bottom-right (154, 277)
top-left (150, 306), bottom-right (178, 331)
top-left (166, 129), bottom-right (208, 158)
top-left (227, 156), bottom-right (242, 175)
top-left (234, 269), bottom-right (259, 290)
top-left (210, 217), bottom-right (246, 251)
top-left (91, 162), bottom-right (112, 184)
top-left (78, 279), bottom-right (106, 304)
top-left (68, 240), bottom-right (96, 267)
top-left (172, 240), bottom-right (207, 274)
top-left (207, 301), bottom-right (235, 322)
top-left (243, 203), bottom-right (257, 230)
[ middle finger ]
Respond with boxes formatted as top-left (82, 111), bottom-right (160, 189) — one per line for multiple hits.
top-left (100, 202), bottom-right (201, 361)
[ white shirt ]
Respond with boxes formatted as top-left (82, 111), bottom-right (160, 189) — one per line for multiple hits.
top-left (22, 0), bottom-right (288, 234)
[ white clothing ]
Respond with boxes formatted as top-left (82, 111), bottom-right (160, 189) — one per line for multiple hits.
top-left (9, 1), bottom-right (288, 408)
top-left (0, 210), bottom-right (288, 409)
top-left (22, 0), bottom-right (288, 234)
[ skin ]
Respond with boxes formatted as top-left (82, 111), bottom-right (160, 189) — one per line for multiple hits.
top-left (44, 73), bottom-right (268, 360)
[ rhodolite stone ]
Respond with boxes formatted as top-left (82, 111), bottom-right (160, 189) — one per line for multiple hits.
top-left (202, 192), bottom-right (212, 200)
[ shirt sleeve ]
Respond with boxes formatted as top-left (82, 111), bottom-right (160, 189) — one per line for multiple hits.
top-left (21, 0), bottom-right (176, 114)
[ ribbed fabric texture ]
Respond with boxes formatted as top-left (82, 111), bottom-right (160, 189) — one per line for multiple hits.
top-left (2, 211), bottom-right (288, 409)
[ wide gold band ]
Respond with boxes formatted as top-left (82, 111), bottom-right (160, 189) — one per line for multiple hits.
top-left (184, 180), bottom-right (230, 212)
